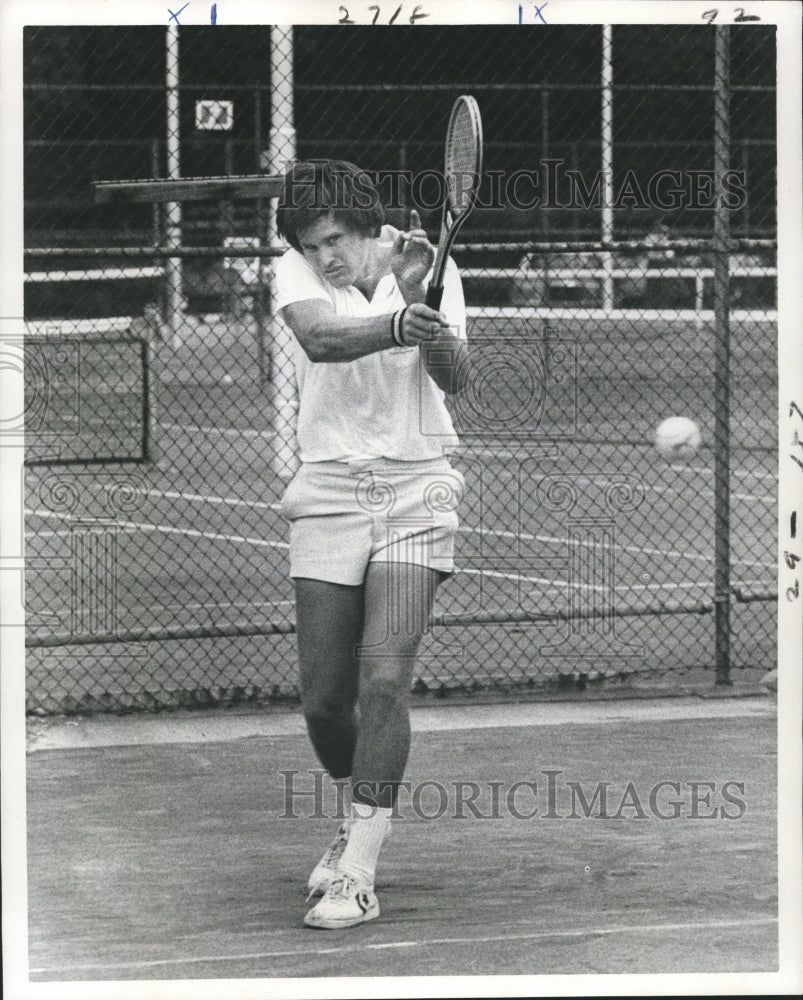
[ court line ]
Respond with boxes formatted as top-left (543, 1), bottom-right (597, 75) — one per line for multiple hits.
top-left (148, 598), bottom-right (294, 612)
top-left (669, 463), bottom-right (778, 483)
top-left (28, 915), bottom-right (777, 974)
top-left (455, 567), bottom-right (771, 594)
top-left (458, 525), bottom-right (774, 569)
top-left (94, 483), bottom-right (282, 512)
top-left (161, 422), bottom-right (277, 440)
top-left (457, 465), bottom-right (776, 505)
top-left (25, 509), bottom-right (289, 550)
top-left (78, 483), bottom-right (772, 569)
top-left (26, 520), bottom-right (770, 595)
top-left (23, 519), bottom-right (702, 592)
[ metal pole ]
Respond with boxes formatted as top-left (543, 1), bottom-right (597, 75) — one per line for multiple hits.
top-left (165, 25), bottom-right (184, 344)
top-left (601, 25), bottom-right (615, 312)
top-left (713, 25), bottom-right (732, 686)
top-left (254, 85), bottom-right (267, 384)
top-left (540, 87), bottom-right (549, 240)
top-left (150, 137), bottom-right (161, 247)
top-left (268, 26), bottom-right (299, 483)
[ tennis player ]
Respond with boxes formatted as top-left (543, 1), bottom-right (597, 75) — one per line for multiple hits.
top-left (274, 160), bottom-right (469, 929)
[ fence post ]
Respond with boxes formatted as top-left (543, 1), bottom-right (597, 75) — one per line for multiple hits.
top-left (150, 137), bottom-right (161, 247)
top-left (165, 24), bottom-right (185, 345)
top-left (601, 25), bottom-right (615, 312)
top-left (267, 26), bottom-right (299, 483)
top-left (713, 25), bottom-right (732, 686)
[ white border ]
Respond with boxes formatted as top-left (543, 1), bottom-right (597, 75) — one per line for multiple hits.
top-left (2, 2), bottom-right (801, 999)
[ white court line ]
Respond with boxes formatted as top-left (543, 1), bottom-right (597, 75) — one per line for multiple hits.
top-left (670, 462), bottom-right (777, 483)
top-left (28, 915), bottom-right (777, 974)
top-left (455, 566), bottom-right (771, 595)
top-left (454, 566), bottom-right (705, 593)
top-left (161, 422), bottom-right (277, 440)
top-left (80, 483), bottom-right (771, 568)
top-left (24, 533), bottom-right (770, 597)
top-left (25, 509), bottom-right (289, 550)
top-left (27, 520), bottom-right (770, 595)
top-left (456, 464), bottom-right (776, 505)
top-left (94, 483), bottom-right (281, 512)
top-left (458, 525), bottom-right (774, 569)
top-left (145, 598), bottom-right (294, 612)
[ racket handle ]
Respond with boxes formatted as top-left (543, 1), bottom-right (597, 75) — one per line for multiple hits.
top-left (425, 284), bottom-right (444, 310)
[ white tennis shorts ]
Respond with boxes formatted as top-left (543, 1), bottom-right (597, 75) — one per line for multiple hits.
top-left (280, 458), bottom-right (465, 585)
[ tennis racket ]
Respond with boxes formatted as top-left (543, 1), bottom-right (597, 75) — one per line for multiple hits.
top-left (425, 95), bottom-right (483, 310)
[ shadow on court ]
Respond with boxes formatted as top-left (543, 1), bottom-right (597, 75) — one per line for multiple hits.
top-left (26, 698), bottom-right (777, 981)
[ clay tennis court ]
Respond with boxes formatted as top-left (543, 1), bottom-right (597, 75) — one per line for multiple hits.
top-left (26, 696), bottom-right (777, 981)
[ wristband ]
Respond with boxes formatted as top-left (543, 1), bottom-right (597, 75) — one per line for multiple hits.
top-left (390, 309), bottom-right (408, 348)
top-left (397, 307), bottom-right (409, 346)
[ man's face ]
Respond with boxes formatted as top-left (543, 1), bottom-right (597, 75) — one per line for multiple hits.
top-left (297, 214), bottom-right (372, 288)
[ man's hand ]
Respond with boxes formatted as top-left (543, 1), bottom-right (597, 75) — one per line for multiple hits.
top-left (390, 210), bottom-right (435, 296)
top-left (397, 301), bottom-right (451, 346)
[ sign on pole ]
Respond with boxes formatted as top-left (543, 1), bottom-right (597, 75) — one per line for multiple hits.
top-left (195, 100), bottom-right (234, 131)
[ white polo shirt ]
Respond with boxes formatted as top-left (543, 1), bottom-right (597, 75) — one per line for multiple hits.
top-left (273, 226), bottom-right (466, 464)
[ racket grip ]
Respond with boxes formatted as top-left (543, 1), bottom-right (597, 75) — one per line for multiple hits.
top-left (425, 284), bottom-right (444, 310)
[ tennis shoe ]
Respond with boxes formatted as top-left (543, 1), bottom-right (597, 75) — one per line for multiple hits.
top-left (303, 873), bottom-right (379, 929)
top-left (306, 821), bottom-right (350, 898)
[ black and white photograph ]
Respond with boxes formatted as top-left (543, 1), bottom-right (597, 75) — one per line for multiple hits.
top-left (2, 0), bottom-right (802, 997)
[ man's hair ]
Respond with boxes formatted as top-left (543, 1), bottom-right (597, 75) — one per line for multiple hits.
top-left (277, 160), bottom-right (385, 252)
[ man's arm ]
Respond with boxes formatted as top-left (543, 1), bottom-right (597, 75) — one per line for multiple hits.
top-left (281, 298), bottom-right (452, 364)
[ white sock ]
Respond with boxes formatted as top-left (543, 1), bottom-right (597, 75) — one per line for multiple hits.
top-left (337, 801), bottom-right (391, 887)
top-left (331, 776), bottom-right (352, 827)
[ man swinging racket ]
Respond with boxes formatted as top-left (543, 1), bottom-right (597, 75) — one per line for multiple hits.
top-left (274, 151), bottom-right (474, 929)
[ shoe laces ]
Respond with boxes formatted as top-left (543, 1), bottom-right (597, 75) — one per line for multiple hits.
top-left (326, 873), bottom-right (361, 899)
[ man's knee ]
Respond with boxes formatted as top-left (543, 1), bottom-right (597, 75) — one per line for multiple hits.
top-left (359, 668), bottom-right (411, 713)
top-left (303, 695), bottom-right (356, 732)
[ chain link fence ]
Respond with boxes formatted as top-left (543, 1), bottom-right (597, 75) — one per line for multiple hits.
top-left (22, 23), bottom-right (777, 714)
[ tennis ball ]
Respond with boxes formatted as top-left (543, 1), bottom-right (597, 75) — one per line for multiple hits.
top-left (654, 416), bottom-right (702, 460)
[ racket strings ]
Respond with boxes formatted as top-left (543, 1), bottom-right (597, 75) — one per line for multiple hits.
top-left (445, 101), bottom-right (481, 213)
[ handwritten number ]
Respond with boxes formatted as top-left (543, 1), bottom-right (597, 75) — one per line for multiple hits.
top-left (702, 7), bottom-right (760, 22)
top-left (786, 579), bottom-right (800, 602)
top-left (784, 552), bottom-right (801, 571)
top-left (342, 4), bottom-right (427, 24)
top-left (790, 401), bottom-right (803, 422)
